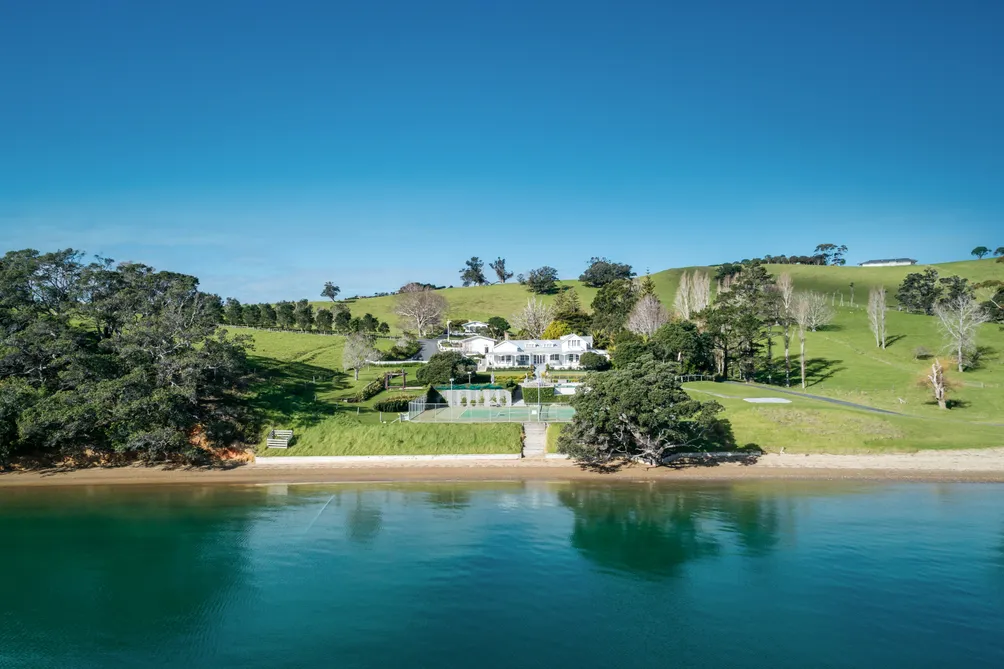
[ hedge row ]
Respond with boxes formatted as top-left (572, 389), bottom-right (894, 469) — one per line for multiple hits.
top-left (352, 378), bottom-right (385, 402)
top-left (374, 394), bottom-right (421, 412)
top-left (521, 386), bottom-right (558, 404)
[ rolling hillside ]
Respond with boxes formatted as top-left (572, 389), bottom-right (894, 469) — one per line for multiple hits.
top-left (319, 259), bottom-right (1002, 333)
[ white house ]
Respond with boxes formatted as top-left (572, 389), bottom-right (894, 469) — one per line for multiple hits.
top-left (859, 258), bottom-right (917, 267)
top-left (459, 320), bottom-right (491, 334)
top-left (437, 333), bottom-right (607, 369)
top-left (486, 334), bottom-right (606, 369)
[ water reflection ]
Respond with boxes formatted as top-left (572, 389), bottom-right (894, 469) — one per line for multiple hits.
top-left (557, 484), bottom-right (794, 578)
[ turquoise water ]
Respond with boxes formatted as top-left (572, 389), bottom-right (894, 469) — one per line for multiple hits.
top-left (2, 481), bottom-right (1003, 668)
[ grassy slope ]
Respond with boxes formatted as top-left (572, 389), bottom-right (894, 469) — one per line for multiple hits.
top-left (321, 259), bottom-right (1001, 333)
top-left (682, 381), bottom-right (1003, 454)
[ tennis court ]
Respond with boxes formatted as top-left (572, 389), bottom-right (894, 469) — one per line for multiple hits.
top-left (409, 403), bottom-right (575, 423)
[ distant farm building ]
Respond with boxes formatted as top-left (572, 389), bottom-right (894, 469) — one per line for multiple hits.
top-left (859, 258), bottom-right (918, 267)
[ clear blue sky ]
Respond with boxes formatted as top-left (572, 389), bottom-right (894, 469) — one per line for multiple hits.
top-left (2, 0), bottom-right (1001, 301)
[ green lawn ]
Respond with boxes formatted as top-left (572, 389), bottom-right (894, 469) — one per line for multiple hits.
top-left (683, 381), bottom-right (1003, 454)
top-left (546, 424), bottom-right (564, 453)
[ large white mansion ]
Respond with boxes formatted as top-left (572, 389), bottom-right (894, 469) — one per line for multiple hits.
top-left (438, 333), bottom-right (608, 370)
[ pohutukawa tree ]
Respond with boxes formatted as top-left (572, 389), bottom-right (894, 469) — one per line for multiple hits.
top-left (557, 358), bottom-right (736, 465)
top-left (627, 293), bottom-right (669, 338)
top-left (867, 286), bottom-right (888, 349)
top-left (394, 284), bottom-right (448, 337)
top-left (511, 297), bottom-right (556, 339)
top-left (933, 295), bottom-right (990, 372)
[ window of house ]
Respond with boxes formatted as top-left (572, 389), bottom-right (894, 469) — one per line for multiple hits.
top-left (550, 354), bottom-right (560, 362)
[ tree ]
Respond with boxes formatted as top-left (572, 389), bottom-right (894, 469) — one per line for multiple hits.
top-left (321, 282), bottom-right (341, 302)
top-left (626, 293), bottom-right (668, 338)
top-left (511, 297), bottom-right (556, 339)
top-left (459, 257), bottom-right (487, 287)
top-left (866, 286), bottom-right (888, 349)
top-left (590, 278), bottom-right (639, 337)
top-left (276, 301), bottom-right (296, 329)
top-left (971, 246), bottom-right (991, 259)
top-left (995, 247), bottom-right (1004, 257)
top-left (378, 322), bottom-right (390, 335)
top-left (489, 257), bottom-right (513, 284)
top-left (896, 269), bottom-right (941, 315)
top-left (360, 313), bottom-right (380, 333)
top-left (394, 284), bottom-right (448, 337)
top-left (294, 299), bottom-right (314, 331)
top-left (487, 316), bottom-right (510, 338)
top-left (241, 303), bottom-right (262, 328)
top-left (557, 358), bottom-right (734, 465)
top-left (814, 243), bottom-right (848, 266)
top-left (224, 297), bottom-right (243, 325)
top-left (525, 266), bottom-right (559, 294)
top-left (938, 275), bottom-right (974, 305)
top-left (315, 307), bottom-right (334, 332)
top-left (553, 287), bottom-right (581, 314)
top-left (416, 352), bottom-right (475, 386)
top-left (673, 271), bottom-right (693, 319)
top-left (792, 292), bottom-right (833, 388)
top-left (933, 295), bottom-right (990, 372)
top-left (260, 303), bottom-right (277, 328)
top-left (777, 273), bottom-right (795, 386)
top-left (579, 257), bottom-right (634, 287)
top-left (651, 321), bottom-right (714, 374)
top-left (928, 358), bottom-right (948, 410)
top-left (578, 351), bottom-right (611, 371)
top-left (985, 287), bottom-right (1004, 323)
top-left (343, 333), bottom-right (376, 380)
top-left (542, 320), bottom-right (572, 340)
top-left (333, 308), bottom-right (352, 332)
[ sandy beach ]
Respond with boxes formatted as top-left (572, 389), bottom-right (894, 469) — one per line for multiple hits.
top-left (3, 447), bottom-right (1004, 486)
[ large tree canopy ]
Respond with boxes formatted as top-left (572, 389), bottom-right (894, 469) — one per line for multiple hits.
top-left (558, 358), bottom-right (735, 465)
top-left (0, 249), bottom-right (254, 465)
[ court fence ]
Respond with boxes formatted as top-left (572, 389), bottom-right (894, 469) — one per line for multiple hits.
top-left (407, 398), bottom-right (575, 423)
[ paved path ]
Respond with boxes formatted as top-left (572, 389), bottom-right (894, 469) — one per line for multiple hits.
top-left (522, 423), bottom-right (547, 458)
top-left (416, 338), bottom-right (442, 361)
top-left (723, 381), bottom-right (904, 415)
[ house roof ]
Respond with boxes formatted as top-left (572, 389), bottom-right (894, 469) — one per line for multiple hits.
top-left (859, 258), bottom-right (917, 265)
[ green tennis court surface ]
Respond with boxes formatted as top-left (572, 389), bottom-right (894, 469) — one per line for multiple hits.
top-left (411, 405), bottom-right (575, 423)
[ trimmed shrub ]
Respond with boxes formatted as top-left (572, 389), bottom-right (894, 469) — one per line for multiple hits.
top-left (522, 386), bottom-right (558, 404)
top-left (374, 394), bottom-right (420, 412)
top-left (351, 378), bottom-right (385, 402)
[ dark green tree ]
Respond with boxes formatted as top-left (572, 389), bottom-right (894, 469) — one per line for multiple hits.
top-left (360, 313), bottom-right (380, 333)
top-left (590, 278), bottom-right (639, 337)
top-left (241, 303), bottom-right (262, 328)
top-left (293, 299), bottom-right (314, 331)
top-left (938, 275), bottom-right (974, 304)
top-left (321, 281), bottom-right (341, 301)
top-left (896, 269), bottom-right (941, 314)
top-left (525, 266), bottom-right (559, 294)
top-left (489, 257), bottom-right (513, 283)
top-left (972, 246), bottom-right (991, 259)
top-left (333, 308), bottom-right (352, 332)
top-left (224, 297), bottom-right (243, 325)
top-left (579, 257), bottom-right (634, 287)
top-left (459, 257), bottom-right (487, 287)
top-left (315, 307), bottom-right (334, 332)
top-left (260, 303), bottom-right (277, 328)
top-left (378, 322), bottom-right (390, 335)
top-left (558, 358), bottom-right (735, 465)
top-left (416, 352), bottom-right (476, 386)
top-left (276, 301), bottom-right (296, 329)
top-left (579, 351), bottom-right (611, 371)
top-left (487, 316), bottom-right (510, 338)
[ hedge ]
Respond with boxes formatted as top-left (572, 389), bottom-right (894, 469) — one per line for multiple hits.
top-left (374, 394), bottom-right (421, 412)
top-left (521, 386), bottom-right (558, 404)
top-left (351, 378), bottom-right (385, 402)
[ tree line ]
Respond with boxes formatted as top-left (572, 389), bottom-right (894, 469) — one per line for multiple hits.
top-left (220, 297), bottom-right (390, 335)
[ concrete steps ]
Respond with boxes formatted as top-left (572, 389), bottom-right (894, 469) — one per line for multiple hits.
top-left (522, 422), bottom-right (548, 458)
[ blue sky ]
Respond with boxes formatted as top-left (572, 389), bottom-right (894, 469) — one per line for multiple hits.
top-left (2, 0), bottom-right (1002, 301)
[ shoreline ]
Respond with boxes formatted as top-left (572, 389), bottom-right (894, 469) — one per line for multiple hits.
top-left (3, 448), bottom-right (1004, 487)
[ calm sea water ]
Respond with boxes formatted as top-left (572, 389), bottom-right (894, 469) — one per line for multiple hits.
top-left (2, 481), bottom-right (1003, 668)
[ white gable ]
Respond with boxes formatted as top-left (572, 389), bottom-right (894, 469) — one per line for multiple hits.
top-left (492, 341), bottom-right (522, 353)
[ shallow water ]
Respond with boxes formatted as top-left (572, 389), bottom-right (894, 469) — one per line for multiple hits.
top-left (2, 481), bottom-right (1003, 668)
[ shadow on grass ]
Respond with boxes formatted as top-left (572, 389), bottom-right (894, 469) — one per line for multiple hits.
top-left (885, 334), bottom-right (907, 348)
top-left (248, 355), bottom-right (351, 429)
top-left (804, 358), bottom-right (845, 387)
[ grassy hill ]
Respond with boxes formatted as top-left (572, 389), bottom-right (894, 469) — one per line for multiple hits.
top-left (260, 258), bottom-right (1002, 456)
top-left (323, 259), bottom-right (1002, 333)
